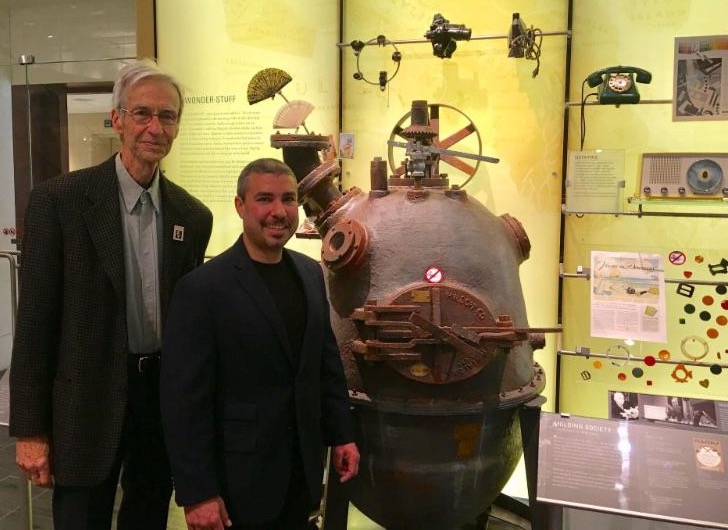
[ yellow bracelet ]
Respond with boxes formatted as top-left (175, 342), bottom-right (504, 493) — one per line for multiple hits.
top-left (606, 344), bottom-right (631, 367)
top-left (680, 335), bottom-right (709, 361)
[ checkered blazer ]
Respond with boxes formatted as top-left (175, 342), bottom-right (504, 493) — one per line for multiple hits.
top-left (9, 155), bottom-right (213, 485)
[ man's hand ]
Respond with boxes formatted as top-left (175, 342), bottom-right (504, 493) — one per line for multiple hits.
top-left (332, 442), bottom-right (360, 483)
top-left (16, 435), bottom-right (53, 488)
top-left (184, 496), bottom-right (232, 530)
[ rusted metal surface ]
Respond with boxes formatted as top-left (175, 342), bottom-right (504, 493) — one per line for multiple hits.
top-left (343, 396), bottom-right (524, 529)
top-left (272, 100), bottom-right (558, 529)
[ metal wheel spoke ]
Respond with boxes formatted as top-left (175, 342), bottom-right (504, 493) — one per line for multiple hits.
top-left (440, 154), bottom-right (477, 176)
top-left (437, 123), bottom-right (476, 150)
top-left (388, 103), bottom-right (483, 187)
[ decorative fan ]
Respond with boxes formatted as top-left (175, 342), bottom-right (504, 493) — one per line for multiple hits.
top-left (247, 68), bottom-right (293, 105)
top-left (273, 100), bottom-right (315, 130)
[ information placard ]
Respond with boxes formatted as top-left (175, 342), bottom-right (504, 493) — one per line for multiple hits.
top-left (590, 251), bottom-right (667, 343)
top-left (538, 412), bottom-right (728, 529)
top-left (565, 149), bottom-right (624, 213)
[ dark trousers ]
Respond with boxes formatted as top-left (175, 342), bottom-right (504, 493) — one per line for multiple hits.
top-left (232, 449), bottom-right (316, 530)
top-left (52, 357), bottom-right (172, 530)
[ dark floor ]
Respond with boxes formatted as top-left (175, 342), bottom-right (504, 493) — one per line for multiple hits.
top-left (0, 427), bottom-right (53, 530)
top-left (0, 432), bottom-right (188, 529)
top-left (0, 367), bottom-right (188, 530)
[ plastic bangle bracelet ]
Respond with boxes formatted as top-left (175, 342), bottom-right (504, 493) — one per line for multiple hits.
top-left (680, 335), bottom-right (709, 361)
top-left (606, 344), bottom-right (631, 367)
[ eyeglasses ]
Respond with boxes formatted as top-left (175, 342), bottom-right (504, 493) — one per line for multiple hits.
top-left (120, 107), bottom-right (179, 126)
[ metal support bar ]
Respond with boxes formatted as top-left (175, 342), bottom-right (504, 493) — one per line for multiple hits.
top-left (558, 348), bottom-right (728, 369)
top-left (0, 253), bottom-right (19, 336)
top-left (0, 252), bottom-right (29, 530)
top-left (563, 208), bottom-right (728, 219)
top-left (565, 98), bottom-right (673, 107)
top-left (560, 263), bottom-right (728, 286)
top-left (337, 30), bottom-right (570, 47)
top-left (17, 56), bottom-right (135, 66)
top-left (321, 445), bottom-right (349, 529)
top-left (519, 396), bottom-right (563, 530)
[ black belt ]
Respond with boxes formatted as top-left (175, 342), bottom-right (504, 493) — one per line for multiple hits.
top-left (129, 352), bottom-right (161, 373)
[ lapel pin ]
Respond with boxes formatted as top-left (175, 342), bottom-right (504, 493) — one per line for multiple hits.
top-left (173, 225), bottom-right (185, 242)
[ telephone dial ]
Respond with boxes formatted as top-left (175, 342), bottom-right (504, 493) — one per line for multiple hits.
top-left (586, 66), bottom-right (652, 105)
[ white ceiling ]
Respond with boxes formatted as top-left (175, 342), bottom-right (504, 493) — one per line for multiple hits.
top-left (0, 0), bottom-right (61, 8)
top-left (7, 0), bottom-right (135, 61)
top-left (1, 0), bottom-right (135, 110)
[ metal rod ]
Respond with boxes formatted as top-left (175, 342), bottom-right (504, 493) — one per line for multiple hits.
top-left (565, 99), bottom-right (673, 107)
top-left (560, 272), bottom-right (588, 279)
top-left (561, 271), bottom-right (726, 286)
top-left (0, 252), bottom-right (28, 529)
top-left (666, 278), bottom-right (723, 286)
top-left (564, 209), bottom-right (728, 219)
top-left (24, 64), bottom-right (33, 192)
top-left (336, 30), bottom-right (570, 48)
top-left (387, 140), bottom-right (500, 164)
top-left (17, 56), bottom-right (136, 66)
top-left (0, 253), bottom-right (19, 336)
top-left (558, 348), bottom-right (728, 369)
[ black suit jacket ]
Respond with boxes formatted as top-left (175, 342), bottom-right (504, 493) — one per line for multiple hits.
top-left (9, 155), bottom-right (213, 486)
top-left (160, 238), bottom-right (355, 524)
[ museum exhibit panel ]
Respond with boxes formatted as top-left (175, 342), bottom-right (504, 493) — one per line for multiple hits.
top-left (1, 0), bottom-right (727, 529)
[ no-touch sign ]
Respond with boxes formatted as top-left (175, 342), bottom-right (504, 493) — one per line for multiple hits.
top-left (669, 250), bottom-right (686, 266)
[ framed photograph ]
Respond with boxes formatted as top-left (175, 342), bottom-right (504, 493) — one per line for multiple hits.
top-left (339, 132), bottom-right (355, 159)
top-left (674, 35), bottom-right (728, 121)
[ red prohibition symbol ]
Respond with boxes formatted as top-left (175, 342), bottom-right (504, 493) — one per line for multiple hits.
top-left (669, 251), bottom-right (686, 266)
top-left (424, 266), bottom-right (444, 284)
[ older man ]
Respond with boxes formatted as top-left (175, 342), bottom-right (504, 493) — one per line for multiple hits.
top-left (10, 59), bottom-right (213, 530)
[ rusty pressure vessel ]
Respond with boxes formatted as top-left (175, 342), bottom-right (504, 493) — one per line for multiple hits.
top-left (273, 101), bottom-right (549, 529)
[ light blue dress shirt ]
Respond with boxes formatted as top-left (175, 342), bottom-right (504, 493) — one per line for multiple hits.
top-left (116, 154), bottom-right (162, 354)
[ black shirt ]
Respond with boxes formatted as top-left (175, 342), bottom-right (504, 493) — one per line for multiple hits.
top-left (253, 255), bottom-right (307, 366)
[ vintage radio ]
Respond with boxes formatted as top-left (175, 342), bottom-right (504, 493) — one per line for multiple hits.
top-left (640, 153), bottom-right (728, 198)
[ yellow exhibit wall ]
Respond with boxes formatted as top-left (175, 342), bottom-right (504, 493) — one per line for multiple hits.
top-left (561, 0), bottom-right (728, 417)
top-left (155, 0), bottom-right (568, 503)
top-left (340, 0), bottom-right (568, 403)
top-left (339, 1), bottom-right (568, 501)
top-left (156, 0), bottom-right (340, 257)
top-left (156, 0), bottom-right (568, 399)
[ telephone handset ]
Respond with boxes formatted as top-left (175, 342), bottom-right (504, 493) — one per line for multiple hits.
top-left (586, 66), bottom-right (652, 105)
